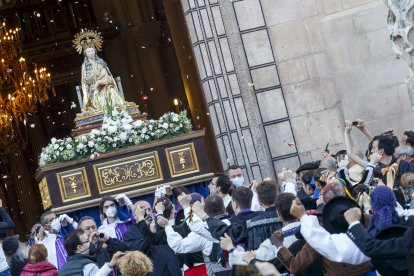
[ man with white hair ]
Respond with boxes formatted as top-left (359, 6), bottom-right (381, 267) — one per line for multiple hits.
top-left (395, 145), bottom-right (414, 165)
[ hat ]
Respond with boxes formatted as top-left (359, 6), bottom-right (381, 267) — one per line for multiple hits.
top-left (348, 164), bottom-right (365, 182)
top-left (190, 193), bottom-right (203, 204)
top-left (322, 196), bottom-right (363, 234)
top-left (2, 236), bottom-right (19, 256)
top-left (296, 163), bottom-right (319, 174)
top-left (376, 224), bottom-right (407, 239)
top-left (372, 225), bottom-right (408, 276)
top-left (321, 182), bottom-right (346, 205)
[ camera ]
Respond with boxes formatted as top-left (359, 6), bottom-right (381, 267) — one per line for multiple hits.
top-left (94, 232), bottom-right (105, 239)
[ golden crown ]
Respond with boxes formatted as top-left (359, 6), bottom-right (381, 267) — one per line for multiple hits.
top-left (72, 29), bottom-right (103, 54)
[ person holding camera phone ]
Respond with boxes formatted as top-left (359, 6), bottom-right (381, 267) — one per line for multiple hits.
top-left (122, 200), bottom-right (154, 255)
top-left (58, 229), bottom-right (125, 276)
top-left (78, 216), bottom-right (128, 269)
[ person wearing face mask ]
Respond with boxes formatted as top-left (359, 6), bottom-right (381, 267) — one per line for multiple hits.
top-left (98, 195), bottom-right (134, 240)
top-left (38, 211), bottom-right (75, 270)
top-left (58, 229), bottom-right (124, 276)
top-left (228, 165), bottom-right (246, 189)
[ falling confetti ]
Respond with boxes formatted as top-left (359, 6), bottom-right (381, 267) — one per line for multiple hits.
top-left (248, 83), bottom-right (255, 88)
top-left (70, 102), bottom-right (77, 109)
top-left (17, 175), bottom-right (21, 179)
top-left (141, 46), bottom-right (146, 49)
top-left (150, 87), bottom-right (154, 91)
top-left (30, 124), bottom-right (35, 128)
top-left (288, 143), bottom-right (295, 147)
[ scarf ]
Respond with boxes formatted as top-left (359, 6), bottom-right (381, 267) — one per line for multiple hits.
top-left (368, 186), bottom-right (399, 237)
top-left (381, 163), bottom-right (399, 188)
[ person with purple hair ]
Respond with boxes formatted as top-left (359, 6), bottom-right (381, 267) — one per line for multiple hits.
top-left (368, 186), bottom-right (399, 237)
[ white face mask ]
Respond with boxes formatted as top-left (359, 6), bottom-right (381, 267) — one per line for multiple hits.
top-left (50, 218), bottom-right (61, 233)
top-left (105, 206), bottom-right (118, 218)
top-left (231, 177), bottom-right (245, 188)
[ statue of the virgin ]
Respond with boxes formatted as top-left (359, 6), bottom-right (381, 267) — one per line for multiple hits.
top-left (73, 29), bottom-right (125, 114)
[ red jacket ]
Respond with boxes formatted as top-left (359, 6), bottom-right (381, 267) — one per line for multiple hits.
top-left (20, 260), bottom-right (58, 276)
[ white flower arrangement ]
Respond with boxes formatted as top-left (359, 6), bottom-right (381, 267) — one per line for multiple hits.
top-left (38, 110), bottom-right (193, 166)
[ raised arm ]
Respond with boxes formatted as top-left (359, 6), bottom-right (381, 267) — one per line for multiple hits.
top-left (277, 243), bottom-right (320, 275)
top-left (290, 199), bottom-right (370, 264)
top-left (344, 121), bottom-right (366, 167)
top-left (345, 207), bottom-right (414, 258)
top-left (354, 119), bottom-right (374, 142)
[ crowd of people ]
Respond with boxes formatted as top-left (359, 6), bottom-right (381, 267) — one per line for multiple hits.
top-left (1, 119), bottom-right (414, 275)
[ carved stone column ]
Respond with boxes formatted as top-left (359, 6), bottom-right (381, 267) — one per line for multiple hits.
top-left (385, 1), bottom-right (414, 108)
top-left (1, 176), bottom-right (26, 239)
top-left (7, 152), bottom-right (41, 231)
top-left (216, 0), bottom-right (273, 178)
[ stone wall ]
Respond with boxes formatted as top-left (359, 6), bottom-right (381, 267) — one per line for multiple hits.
top-left (180, 0), bottom-right (414, 180)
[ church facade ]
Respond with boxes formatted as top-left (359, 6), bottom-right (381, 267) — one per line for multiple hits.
top-left (177, 0), bottom-right (414, 181)
top-left (0, 0), bottom-right (412, 234)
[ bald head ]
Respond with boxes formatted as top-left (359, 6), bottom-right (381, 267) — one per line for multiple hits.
top-left (134, 200), bottom-right (152, 217)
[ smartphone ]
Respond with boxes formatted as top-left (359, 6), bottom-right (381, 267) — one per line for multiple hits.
top-left (140, 206), bottom-right (148, 218)
top-left (118, 197), bottom-right (125, 206)
top-left (352, 121), bottom-right (358, 126)
top-left (35, 226), bottom-right (41, 236)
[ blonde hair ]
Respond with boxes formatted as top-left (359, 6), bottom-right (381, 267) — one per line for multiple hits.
top-left (28, 244), bottom-right (48, 264)
top-left (119, 251), bottom-right (153, 276)
top-left (401, 173), bottom-right (414, 188)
